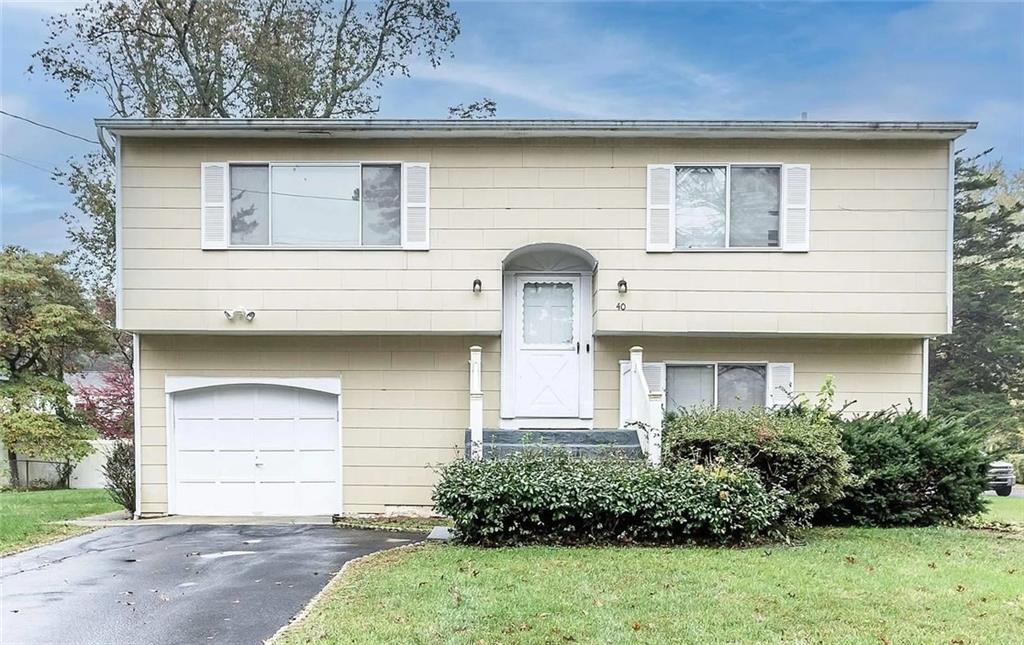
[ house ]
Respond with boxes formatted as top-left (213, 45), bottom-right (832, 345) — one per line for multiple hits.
top-left (97, 118), bottom-right (975, 518)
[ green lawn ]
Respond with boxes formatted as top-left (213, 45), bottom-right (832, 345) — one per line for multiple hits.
top-left (0, 489), bottom-right (120, 555)
top-left (281, 527), bottom-right (1024, 644)
top-left (983, 494), bottom-right (1024, 525)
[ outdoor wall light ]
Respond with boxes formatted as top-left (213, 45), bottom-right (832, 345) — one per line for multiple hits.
top-left (472, 278), bottom-right (482, 294)
top-left (618, 279), bottom-right (628, 294)
top-left (223, 308), bottom-right (257, 322)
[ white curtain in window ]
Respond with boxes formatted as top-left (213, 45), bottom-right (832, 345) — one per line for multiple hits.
top-left (361, 165), bottom-right (401, 246)
top-left (229, 165), bottom-right (270, 245)
top-left (675, 167), bottom-right (726, 249)
top-left (730, 166), bottom-right (780, 248)
top-left (666, 364), bottom-right (715, 412)
top-left (522, 282), bottom-right (574, 345)
top-left (717, 364), bottom-right (767, 410)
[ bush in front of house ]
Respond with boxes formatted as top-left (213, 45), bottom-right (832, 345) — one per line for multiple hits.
top-left (819, 410), bottom-right (991, 526)
top-left (432, 451), bottom-right (785, 546)
top-left (1008, 453), bottom-right (1024, 481)
top-left (661, 406), bottom-right (849, 526)
top-left (103, 440), bottom-right (135, 514)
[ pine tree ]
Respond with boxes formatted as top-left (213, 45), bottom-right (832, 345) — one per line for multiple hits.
top-left (930, 150), bottom-right (1024, 455)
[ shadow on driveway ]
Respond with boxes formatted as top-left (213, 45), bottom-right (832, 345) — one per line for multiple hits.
top-left (1, 524), bottom-right (423, 645)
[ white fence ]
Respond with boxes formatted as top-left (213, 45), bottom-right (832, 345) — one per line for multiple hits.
top-left (5, 439), bottom-right (115, 489)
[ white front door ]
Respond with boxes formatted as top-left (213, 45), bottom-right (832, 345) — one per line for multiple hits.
top-left (171, 384), bottom-right (340, 516)
top-left (513, 275), bottom-right (583, 418)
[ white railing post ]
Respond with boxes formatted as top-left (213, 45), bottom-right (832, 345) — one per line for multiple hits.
top-left (468, 346), bottom-right (484, 460)
top-left (629, 346), bottom-right (645, 424)
top-left (628, 345), bottom-right (663, 467)
top-left (647, 390), bottom-right (664, 467)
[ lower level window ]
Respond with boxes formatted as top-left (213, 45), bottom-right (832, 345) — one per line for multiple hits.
top-left (666, 363), bottom-right (767, 412)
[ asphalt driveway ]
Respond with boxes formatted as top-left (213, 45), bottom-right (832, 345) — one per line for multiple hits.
top-left (0, 524), bottom-right (423, 645)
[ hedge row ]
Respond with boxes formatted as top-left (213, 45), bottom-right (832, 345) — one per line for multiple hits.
top-left (433, 451), bottom-right (784, 546)
top-left (433, 406), bottom-right (993, 545)
top-left (661, 406), bottom-right (848, 526)
top-left (819, 409), bottom-right (990, 526)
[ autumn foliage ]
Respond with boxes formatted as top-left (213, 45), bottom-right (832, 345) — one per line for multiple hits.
top-left (75, 365), bottom-right (134, 439)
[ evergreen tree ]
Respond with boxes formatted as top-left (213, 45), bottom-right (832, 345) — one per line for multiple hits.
top-left (930, 150), bottom-right (1024, 455)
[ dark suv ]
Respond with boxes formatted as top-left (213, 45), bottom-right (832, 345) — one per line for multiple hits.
top-left (989, 461), bottom-right (1017, 497)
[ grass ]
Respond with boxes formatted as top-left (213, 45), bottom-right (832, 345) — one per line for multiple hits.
top-left (982, 494), bottom-right (1024, 526)
top-left (280, 526), bottom-right (1024, 644)
top-left (0, 488), bottom-right (120, 555)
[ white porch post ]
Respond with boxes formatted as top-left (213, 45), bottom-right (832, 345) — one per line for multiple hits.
top-left (629, 346), bottom-right (645, 424)
top-left (468, 346), bottom-right (484, 460)
top-left (647, 390), bottom-right (664, 467)
top-left (629, 345), bottom-right (663, 467)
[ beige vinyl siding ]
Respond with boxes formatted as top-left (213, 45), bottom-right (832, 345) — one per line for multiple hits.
top-left (139, 334), bottom-right (923, 515)
top-left (138, 335), bottom-right (499, 516)
top-left (593, 336), bottom-right (924, 427)
top-left (121, 137), bottom-right (950, 336)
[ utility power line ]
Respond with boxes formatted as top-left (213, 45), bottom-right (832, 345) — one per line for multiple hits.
top-left (0, 109), bottom-right (99, 145)
top-left (0, 152), bottom-right (54, 173)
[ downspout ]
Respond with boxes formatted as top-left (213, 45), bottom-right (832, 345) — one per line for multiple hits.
top-left (96, 123), bottom-right (116, 163)
top-left (132, 335), bottom-right (141, 519)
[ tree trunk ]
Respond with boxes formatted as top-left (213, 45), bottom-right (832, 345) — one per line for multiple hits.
top-left (7, 449), bottom-right (20, 488)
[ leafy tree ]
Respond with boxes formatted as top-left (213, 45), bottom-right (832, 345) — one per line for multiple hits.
top-left (58, 153), bottom-right (115, 297)
top-left (34, 0), bottom-right (461, 119)
top-left (0, 377), bottom-right (96, 488)
top-left (33, 0), bottom-right (473, 361)
top-left (448, 97), bottom-right (497, 119)
top-left (1, 247), bottom-right (108, 486)
top-left (74, 364), bottom-right (135, 440)
top-left (930, 151), bottom-right (1024, 454)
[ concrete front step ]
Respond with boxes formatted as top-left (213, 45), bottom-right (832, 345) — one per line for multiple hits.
top-left (463, 428), bottom-right (644, 459)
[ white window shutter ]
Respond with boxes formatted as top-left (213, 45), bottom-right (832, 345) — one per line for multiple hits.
top-left (402, 162), bottom-right (430, 250)
top-left (643, 362), bottom-right (666, 394)
top-left (646, 164), bottom-right (675, 251)
top-left (767, 362), bottom-right (795, 408)
top-left (782, 164), bottom-right (810, 252)
top-left (200, 163), bottom-right (228, 250)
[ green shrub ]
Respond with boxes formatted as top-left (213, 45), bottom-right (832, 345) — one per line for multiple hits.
top-left (103, 440), bottom-right (135, 513)
top-left (1008, 453), bottom-right (1024, 481)
top-left (433, 451), bottom-right (785, 546)
top-left (661, 406), bottom-right (849, 526)
top-left (820, 410), bottom-right (991, 526)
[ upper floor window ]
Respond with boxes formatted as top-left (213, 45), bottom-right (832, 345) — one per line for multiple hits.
top-left (676, 165), bottom-right (780, 249)
top-left (201, 161), bottom-right (429, 250)
top-left (646, 163), bottom-right (810, 252)
top-left (229, 163), bottom-right (401, 248)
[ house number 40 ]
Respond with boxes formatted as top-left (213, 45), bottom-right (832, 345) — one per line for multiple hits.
top-left (616, 302), bottom-right (627, 311)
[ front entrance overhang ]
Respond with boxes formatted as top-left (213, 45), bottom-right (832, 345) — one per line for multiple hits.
top-left (500, 243), bottom-right (596, 428)
top-left (502, 243), bottom-right (598, 274)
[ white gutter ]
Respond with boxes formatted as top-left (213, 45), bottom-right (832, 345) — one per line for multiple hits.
top-left (95, 118), bottom-right (977, 141)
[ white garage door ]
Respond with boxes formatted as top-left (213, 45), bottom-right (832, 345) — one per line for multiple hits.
top-left (171, 384), bottom-right (340, 516)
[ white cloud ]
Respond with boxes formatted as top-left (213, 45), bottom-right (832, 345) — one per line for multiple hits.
top-left (0, 0), bottom-right (83, 16)
top-left (1, 182), bottom-right (65, 213)
top-left (400, 2), bottom-right (745, 119)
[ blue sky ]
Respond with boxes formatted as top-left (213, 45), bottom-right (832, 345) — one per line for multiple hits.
top-left (2, 0), bottom-right (1022, 253)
